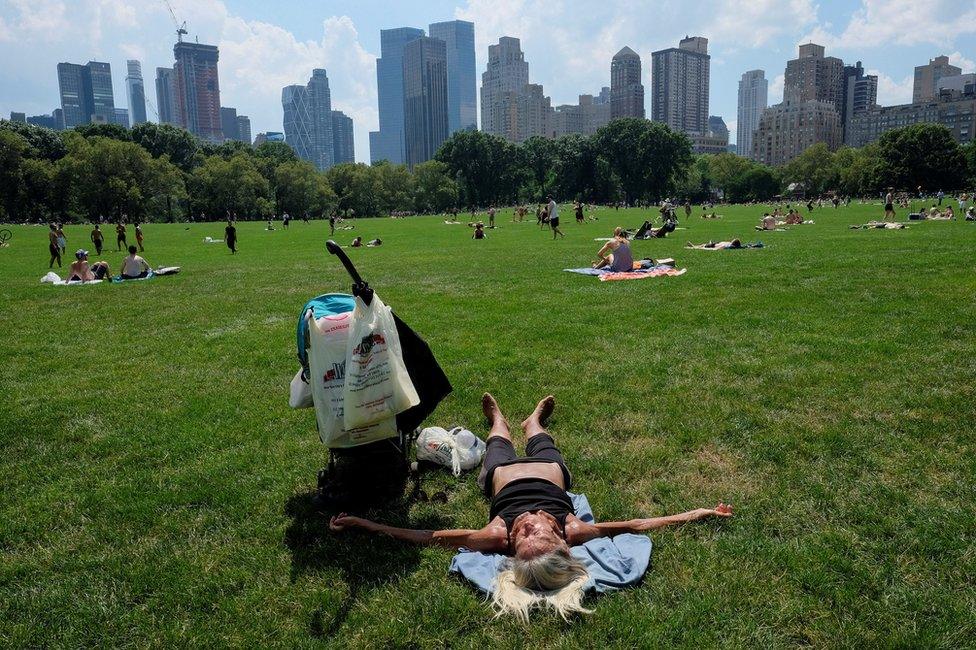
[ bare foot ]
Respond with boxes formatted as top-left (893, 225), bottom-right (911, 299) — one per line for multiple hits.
top-left (482, 393), bottom-right (505, 425)
top-left (521, 395), bottom-right (555, 430)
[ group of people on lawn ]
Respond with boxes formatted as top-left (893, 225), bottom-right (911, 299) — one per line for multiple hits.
top-left (48, 221), bottom-right (150, 282)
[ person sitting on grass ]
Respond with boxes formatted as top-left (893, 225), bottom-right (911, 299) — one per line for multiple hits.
top-left (329, 393), bottom-right (732, 620)
top-left (783, 210), bottom-right (803, 225)
top-left (592, 227), bottom-right (633, 271)
top-left (66, 249), bottom-right (110, 282)
top-left (686, 239), bottom-right (744, 250)
top-left (758, 214), bottom-right (777, 231)
top-left (966, 207), bottom-right (976, 221)
top-left (350, 236), bottom-right (363, 248)
top-left (473, 223), bottom-right (487, 240)
top-left (120, 245), bottom-right (151, 279)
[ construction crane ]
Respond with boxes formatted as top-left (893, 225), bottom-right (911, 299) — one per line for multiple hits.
top-left (161, 0), bottom-right (188, 42)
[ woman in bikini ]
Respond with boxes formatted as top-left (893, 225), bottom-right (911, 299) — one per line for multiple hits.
top-left (330, 394), bottom-right (732, 619)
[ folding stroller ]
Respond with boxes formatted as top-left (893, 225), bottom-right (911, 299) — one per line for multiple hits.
top-left (295, 240), bottom-right (452, 508)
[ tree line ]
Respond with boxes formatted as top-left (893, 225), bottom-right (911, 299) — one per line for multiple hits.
top-left (1, 117), bottom-right (974, 224)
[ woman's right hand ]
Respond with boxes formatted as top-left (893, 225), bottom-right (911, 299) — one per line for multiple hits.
top-left (329, 513), bottom-right (363, 532)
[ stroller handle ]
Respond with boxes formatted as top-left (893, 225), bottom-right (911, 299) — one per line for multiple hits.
top-left (326, 239), bottom-right (373, 305)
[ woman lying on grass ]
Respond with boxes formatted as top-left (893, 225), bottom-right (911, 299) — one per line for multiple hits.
top-left (330, 393), bottom-right (732, 619)
top-left (686, 239), bottom-right (743, 250)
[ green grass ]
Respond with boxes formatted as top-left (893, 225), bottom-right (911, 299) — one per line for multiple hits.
top-left (1, 203), bottom-right (975, 647)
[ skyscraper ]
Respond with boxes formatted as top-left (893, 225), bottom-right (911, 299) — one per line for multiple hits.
top-left (403, 36), bottom-right (449, 167)
top-left (237, 115), bottom-right (252, 145)
top-left (651, 36), bottom-right (710, 135)
top-left (429, 20), bottom-right (477, 134)
top-left (332, 110), bottom-right (355, 164)
top-left (785, 43), bottom-right (845, 115)
top-left (126, 60), bottom-right (147, 126)
top-left (282, 69), bottom-right (335, 170)
top-left (480, 36), bottom-right (529, 138)
top-left (610, 47), bottom-right (645, 119)
top-left (842, 62), bottom-right (878, 144)
top-left (112, 108), bottom-right (130, 128)
top-left (173, 41), bottom-right (223, 143)
top-left (221, 106), bottom-right (240, 141)
top-left (155, 67), bottom-right (177, 125)
top-left (371, 27), bottom-right (425, 164)
top-left (736, 70), bottom-right (767, 160)
top-left (57, 63), bottom-right (87, 128)
top-left (57, 60), bottom-right (116, 128)
top-left (913, 55), bottom-right (961, 103)
top-left (282, 85), bottom-right (312, 161)
top-left (752, 44), bottom-right (844, 165)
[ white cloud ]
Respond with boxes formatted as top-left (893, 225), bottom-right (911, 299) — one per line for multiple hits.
top-left (804, 0), bottom-right (976, 49)
top-left (946, 51), bottom-right (976, 72)
top-left (769, 73), bottom-right (785, 104)
top-left (3, 0), bottom-right (70, 42)
top-left (705, 0), bottom-right (818, 49)
top-left (869, 70), bottom-right (914, 105)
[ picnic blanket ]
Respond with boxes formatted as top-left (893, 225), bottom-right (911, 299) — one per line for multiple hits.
top-left (449, 493), bottom-right (652, 595)
top-left (564, 263), bottom-right (685, 281)
top-left (40, 272), bottom-right (104, 286)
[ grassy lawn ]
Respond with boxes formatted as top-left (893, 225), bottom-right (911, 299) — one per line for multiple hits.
top-left (1, 203), bottom-right (975, 647)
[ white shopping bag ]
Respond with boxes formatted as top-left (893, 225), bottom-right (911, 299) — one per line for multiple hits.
top-left (342, 294), bottom-right (419, 430)
top-left (288, 369), bottom-right (313, 409)
top-left (416, 427), bottom-right (486, 476)
top-left (306, 310), bottom-right (398, 447)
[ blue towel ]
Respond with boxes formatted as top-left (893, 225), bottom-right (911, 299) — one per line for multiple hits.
top-left (449, 493), bottom-right (652, 594)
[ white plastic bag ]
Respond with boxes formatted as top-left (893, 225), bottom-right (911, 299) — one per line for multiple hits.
top-left (416, 427), bottom-right (486, 476)
top-left (306, 310), bottom-right (398, 447)
top-left (40, 271), bottom-right (61, 284)
top-left (288, 369), bottom-right (313, 409)
top-left (342, 294), bottom-right (419, 429)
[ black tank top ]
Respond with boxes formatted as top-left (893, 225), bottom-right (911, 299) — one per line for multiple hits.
top-left (489, 478), bottom-right (573, 533)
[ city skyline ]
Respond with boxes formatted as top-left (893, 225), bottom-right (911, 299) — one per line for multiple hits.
top-left (2, 1), bottom-right (975, 162)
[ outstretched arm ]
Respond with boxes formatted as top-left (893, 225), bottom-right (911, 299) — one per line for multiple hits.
top-left (329, 513), bottom-right (505, 552)
top-left (566, 503), bottom-right (732, 546)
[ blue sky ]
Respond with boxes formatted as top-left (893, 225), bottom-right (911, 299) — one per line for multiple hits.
top-left (2, 0), bottom-right (974, 161)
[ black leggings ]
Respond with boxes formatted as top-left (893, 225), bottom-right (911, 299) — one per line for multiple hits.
top-left (477, 433), bottom-right (573, 497)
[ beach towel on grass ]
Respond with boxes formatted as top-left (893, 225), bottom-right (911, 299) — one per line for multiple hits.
top-left (449, 493), bottom-right (652, 595)
top-left (563, 264), bottom-right (686, 281)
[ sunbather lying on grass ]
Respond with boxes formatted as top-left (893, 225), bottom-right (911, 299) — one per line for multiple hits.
top-left (685, 239), bottom-right (743, 250)
top-left (329, 393), bottom-right (731, 620)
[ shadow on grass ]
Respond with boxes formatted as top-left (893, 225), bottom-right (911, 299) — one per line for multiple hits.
top-left (283, 476), bottom-right (452, 639)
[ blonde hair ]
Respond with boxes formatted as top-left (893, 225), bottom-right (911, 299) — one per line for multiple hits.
top-left (490, 550), bottom-right (592, 621)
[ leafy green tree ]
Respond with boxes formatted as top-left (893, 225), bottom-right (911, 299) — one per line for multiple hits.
top-left (876, 123), bottom-right (966, 192)
top-left (189, 153), bottom-right (271, 220)
top-left (520, 136), bottom-right (558, 199)
top-left (675, 155), bottom-right (713, 203)
top-left (253, 141), bottom-right (299, 182)
top-left (780, 143), bottom-right (839, 195)
top-left (73, 122), bottom-right (132, 142)
top-left (0, 130), bottom-right (28, 220)
top-left (202, 139), bottom-right (253, 160)
top-left (593, 118), bottom-right (692, 203)
top-left (275, 160), bottom-right (336, 219)
top-left (706, 153), bottom-right (753, 197)
top-left (412, 160), bottom-right (458, 213)
top-left (326, 163), bottom-right (381, 217)
top-left (56, 133), bottom-right (184, 222)
top-left (131, 122), bottom-right (200, 173)
top-left (0, 119), bottom-right (67, 162)
top-left (739, 166), bottom-right (780, 201)
top-left (435, 130), bottom-right (520, 207)
top-left (374, 161), bottom-right (415, 213)
top-left (960, 141), bottom-right (975, 187)
top-left (20, 158), bottom-right (57, 221)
